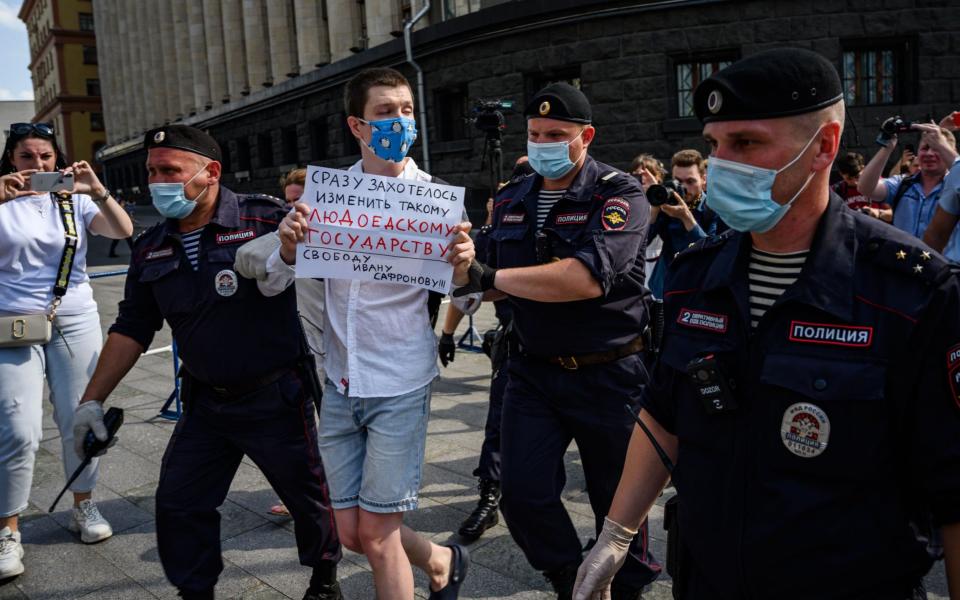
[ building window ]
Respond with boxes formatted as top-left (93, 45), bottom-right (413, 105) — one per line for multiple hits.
top-left (258, 133), bottom-right (274, 168)
top-left (310, 118), bottom-right (328, 160)
top-left (434, 85), bottom-right (468, 142)
top-left (217, 138), bottom-right (231, 173)
top-left (525, 68), bottom-right (582, 107)
top-left (86, 78), bottom-right (101, 96)
top-left (675, 57), bottom-right (734, 118)
top-left (82, 45), bottom-right (98, 65)
top-left (840, 39), bottom-right (913, 106)
top-left (78, 12), bottom-right (94, 31)
top-left (236, 137), bottom-right (251, 171)
top-left (281, 125), bottom-right (299, 164)
top-left (90, 112), bottom-right (104, 131)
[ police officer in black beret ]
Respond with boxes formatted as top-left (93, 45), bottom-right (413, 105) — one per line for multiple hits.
top-left (456, 82), bottom-right (660, 598)
top-left (574, 48), bottom-right (960, 599)
top-left (73, 125), bottom-right (342, 600)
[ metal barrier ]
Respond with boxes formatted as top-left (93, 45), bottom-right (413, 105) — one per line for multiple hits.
top-left (90, 267), bottom-right (182, 420)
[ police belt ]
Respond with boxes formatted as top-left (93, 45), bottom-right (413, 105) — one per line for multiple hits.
top-left (185, 364), bottom-right (295, 399)
top-left (527, 335), bottom-right (645, 370)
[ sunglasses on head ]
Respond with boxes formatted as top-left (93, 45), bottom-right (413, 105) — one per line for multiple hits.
top-left (9, 122), bottom-right (54, 137)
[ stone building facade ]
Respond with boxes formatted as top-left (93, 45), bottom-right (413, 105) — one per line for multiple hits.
top-left (19, 0), bottom-right (107, 171)
top-left (95, 0), bottom-right (959, 219)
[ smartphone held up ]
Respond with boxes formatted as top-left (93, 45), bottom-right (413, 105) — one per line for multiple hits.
top-left (29, 171), bottom-right (74, 193)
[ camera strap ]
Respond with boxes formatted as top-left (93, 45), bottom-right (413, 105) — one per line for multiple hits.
top-left (50, 192), bottom-right (79, 316)
top-left (889, 172), bottom-right (921, 215)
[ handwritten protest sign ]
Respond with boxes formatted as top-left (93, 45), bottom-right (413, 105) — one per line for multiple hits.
top-left (295, 166), bottom-right (466, 294)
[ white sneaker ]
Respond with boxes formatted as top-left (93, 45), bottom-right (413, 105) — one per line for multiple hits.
top-left (0, 526), bottom-right (24, 579)
top-left (68, 500), bottom-right (113, 544)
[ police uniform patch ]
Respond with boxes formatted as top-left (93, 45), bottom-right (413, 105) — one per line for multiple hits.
top-left (145, 247), bottom-right (174, 261)
top-left (215, 269), bottom-right (238, 297)
top-left (601, 198), bottom-right (629, 231)
top-left (502, 213), bottom-right (525, 224)
top-left (215, 228), bottom-right (256, 245)
top-left (948, 343), bottom-right (960, 408)
top-left (788, 321), bottom-right (872, 348)
top-left (677, 308), bottom-right (728, 333)
top-left (554, 212), bottom-right (588, 226)
top-left (780, 402), bottom-right (830, 458)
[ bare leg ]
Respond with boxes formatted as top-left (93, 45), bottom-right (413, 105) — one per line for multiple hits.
top-left (400, 525), bottom-right (453, 591)
top-left (0, 515), bottom-right (18, 533)
top-left (358, 510), bottom-right (414, 600)
top-left (72, 491), bottom-right (91, 507)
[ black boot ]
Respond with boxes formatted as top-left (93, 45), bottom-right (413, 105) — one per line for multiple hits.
top-left (457, 478), bottom-right (500, 542)
top-left (303, 560), bottom-right (342, 600)
top-left (544, 563), bottom-right (579, 600)
top-left (178, 590), bottom-right (213, 600)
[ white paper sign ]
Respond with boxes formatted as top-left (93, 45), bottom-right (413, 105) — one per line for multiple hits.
top-left (295, 166), bottom-right (465, 294)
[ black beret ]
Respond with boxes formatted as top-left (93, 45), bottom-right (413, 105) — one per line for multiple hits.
top-left (524, 82), bottom-right (592, 124)
top-left (694, 48), bottom-right (843, 124)
top-left (144, 124), bottom-right (222, 162)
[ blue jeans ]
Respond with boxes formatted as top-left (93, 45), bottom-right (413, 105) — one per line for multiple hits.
top-left (0, 310), bottom-right (103, 516)
top-left (317, 380), bottom-right (432, 513)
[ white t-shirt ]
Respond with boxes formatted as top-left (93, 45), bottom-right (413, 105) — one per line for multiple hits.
top-left (0, 192), bottom-right (100, 316)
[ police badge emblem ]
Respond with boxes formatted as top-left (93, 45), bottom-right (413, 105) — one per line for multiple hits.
top-left (780, 402), bottom-right (830, 458)
top-left (215, 269), bottom-right (239, 297)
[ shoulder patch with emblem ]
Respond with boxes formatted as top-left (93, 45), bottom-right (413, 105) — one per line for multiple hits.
top-left (601, 197), bottom-right (629, 231)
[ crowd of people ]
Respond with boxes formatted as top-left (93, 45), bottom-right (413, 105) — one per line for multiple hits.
top-left (0, 46), bottom-right (958, 600)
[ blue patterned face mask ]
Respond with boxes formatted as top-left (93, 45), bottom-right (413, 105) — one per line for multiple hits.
top-left (359, 116), bottom-right (418, 163)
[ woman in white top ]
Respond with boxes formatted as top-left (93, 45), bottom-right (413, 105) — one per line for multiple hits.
top-left (0, 122), bottom-right (132, 579)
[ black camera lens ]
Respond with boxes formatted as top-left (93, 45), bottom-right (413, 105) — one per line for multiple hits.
top-left (647, 184), bottom-right (669, 206)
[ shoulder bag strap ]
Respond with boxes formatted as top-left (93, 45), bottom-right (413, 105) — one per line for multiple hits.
top-left (50, 192), bottom-right (79, 317)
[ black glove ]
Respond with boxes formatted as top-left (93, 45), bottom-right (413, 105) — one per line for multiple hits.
top-left (438, 332), bottom-right (456, 367)
top-left (876, 117), bottom-right (899, 148)
top-left (452, 261), bottom-right (498, 297)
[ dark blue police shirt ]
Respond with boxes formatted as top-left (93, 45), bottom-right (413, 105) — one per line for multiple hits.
top-left (475, 224), bottom-right (512, 325)
top-left (645, 194), bottom-right (960, 599)
top-left (487, 156), bottom-right (650, 356)
top-left (110, 187), bottom-right (301, 387)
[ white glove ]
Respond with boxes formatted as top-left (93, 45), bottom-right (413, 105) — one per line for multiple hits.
top-left (234, 231), bottom-right (281, 280)
top-left (572, 517), bottom-right (638, 600)
top-left (72, 401), bottom-right (116, 459)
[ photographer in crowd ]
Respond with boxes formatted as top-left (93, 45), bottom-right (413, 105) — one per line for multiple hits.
top-left (858, 117), bottom-right (960, 260)
top-left (645, 149), bottom-right (720, 298)
top-left (920, 114), bottom-right (960, 257)
top-left (0, 122), bottom-right (132, 579)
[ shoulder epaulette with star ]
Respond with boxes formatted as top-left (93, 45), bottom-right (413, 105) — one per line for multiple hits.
top-left (863, 237), bottom-right (951, 285)
top-left (672, 229), bottom-right (736, 263)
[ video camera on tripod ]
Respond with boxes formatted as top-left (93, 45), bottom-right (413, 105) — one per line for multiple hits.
top-left (470, 99), bottom-right (514, 136)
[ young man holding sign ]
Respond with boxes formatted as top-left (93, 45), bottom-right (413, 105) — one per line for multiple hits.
top-left (257, 68), bottom-right (475, 600)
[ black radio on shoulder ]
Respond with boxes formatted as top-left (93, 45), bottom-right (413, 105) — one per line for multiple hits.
top-left (685, 354), bottom-right (737, 414)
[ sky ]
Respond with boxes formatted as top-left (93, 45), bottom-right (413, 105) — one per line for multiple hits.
top-left (0, 0), bottom-right (34, 100)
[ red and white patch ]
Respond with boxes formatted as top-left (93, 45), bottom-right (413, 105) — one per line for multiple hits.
top-left (501, 213), bottom-right (525, 225)
top-left (601, 197), bottom-right (629, 231)
top-left (554, 212), bottom-right (589, 226)
top-left (780, 402), bottom-right (830, 458)
top-left (215, 228), bottom-right (256, 245)
top-left (788, 321), bottom-right (873, 348)
top-left (145, 247), bottom-right (174, 261)
top-left (677, 308), bottom-right (728, 333)
top-left (948, 343), bottom-right (960, 408)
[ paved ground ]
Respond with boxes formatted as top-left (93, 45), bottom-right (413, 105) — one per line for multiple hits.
top-left (0, 220), bottom-right (949, 599)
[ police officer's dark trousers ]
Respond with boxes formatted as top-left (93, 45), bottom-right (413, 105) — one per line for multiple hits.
top-left (156, 369), bottom-right (341, 593)
top-left (499, 353), bottom-right (660, 590)
top-left (473, 360), bottom-right (507, 481)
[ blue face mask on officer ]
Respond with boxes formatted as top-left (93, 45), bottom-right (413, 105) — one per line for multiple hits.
top-left (527, 128), bottom-right (587, 180)
top-left (359, 116), bottom-right (418, 163)
top-left (706, 126), bottom-right (822, 233)
top-left (149, 164), bottom-right (209, 219)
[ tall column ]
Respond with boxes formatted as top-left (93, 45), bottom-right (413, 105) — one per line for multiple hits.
top-left (326, 0), bottom-right (358, 62)
top-left (146, 0), bottom-right (169, 125)
top-left (157, 0), bottom-right (180, 121)
top-left (134, 0), bottom-right (159, 128)
top-left (294, 0), bottom-right (330, 72)
top-left (202, 0), bottom-right (228, 104)
top-left (222, 0), bottom-right (249, 98)
top-left (120, 0), bottom-right (145, 135)
top-left (113, 0), bottom-right (133, 138)
top-left (242, 0), bottom-right (272, 88)
top-left (268, 0), bottom-right (298, 80)
top-left (171, 0), bottom-right (196, 116)
top-left (188, 1), bottom-right (211, 112)
top-left (365, 0), bottom-right (400, 49)
top-left (92, 0), bottom-right (117, 142)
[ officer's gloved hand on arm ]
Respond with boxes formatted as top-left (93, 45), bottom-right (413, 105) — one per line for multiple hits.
top-left (452, 261), bottom-right (498, 298)
top-left (572, 517), bottom-right (638, 600)
top-left (234, 231), bottom-right (281, 280)
top-left (438, 333), bottom-right (456, 367)
top-left (72, 401), bottom-right (118, 459)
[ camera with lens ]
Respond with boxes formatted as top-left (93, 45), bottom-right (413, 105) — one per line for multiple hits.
top-left (471, 99), bottom-right (514, 135)
top-left (876, 115), bottom-right (916, 147)
top-left (647, 179), bottom-right (686, 207)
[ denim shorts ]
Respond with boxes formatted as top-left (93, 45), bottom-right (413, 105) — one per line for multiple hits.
top-left (317, 380), bottom-right (431, 513)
